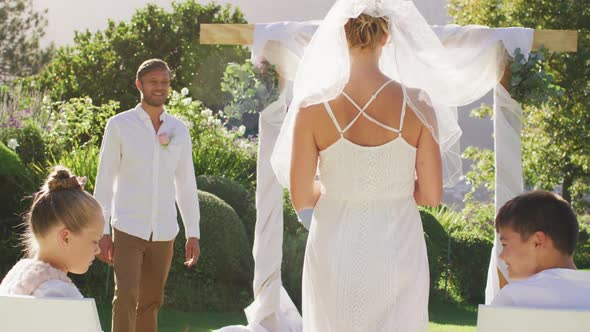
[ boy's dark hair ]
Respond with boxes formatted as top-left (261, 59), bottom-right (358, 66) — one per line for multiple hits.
top-left (495, 190), bottom-right (579, 255)
top-left (136, 59), bottom-right (171, 82)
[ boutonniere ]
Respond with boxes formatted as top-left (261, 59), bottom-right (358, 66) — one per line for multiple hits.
top-left (158, 133), bottom-right (175, 148)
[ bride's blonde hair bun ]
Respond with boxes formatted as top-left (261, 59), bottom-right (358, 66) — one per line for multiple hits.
top-left (345, 13), bottom-right (390, 49)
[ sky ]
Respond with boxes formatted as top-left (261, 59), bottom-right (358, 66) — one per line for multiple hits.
top-left (32, 0), bottom-right (450, 47)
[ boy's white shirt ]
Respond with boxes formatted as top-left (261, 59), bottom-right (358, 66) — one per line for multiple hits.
top-left (94, 104), bottom-right (200, 240)
top-left (492, 268), bottom-right (590, 309)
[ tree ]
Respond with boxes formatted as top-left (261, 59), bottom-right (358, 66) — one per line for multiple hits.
top-left (449, 0), bottom-right (590, 211)
top-left (28, 1), bottom-right (249, 112)
top-left (0, 0), bottom-right (53, 83)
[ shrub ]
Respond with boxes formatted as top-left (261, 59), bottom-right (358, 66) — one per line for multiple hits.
top-left (45, 97), bottom-right (117, 158)
top-left (459, 202), bottom-right (495, 241)
top-left (282, 227), bottom-right (307, 311)
top-left (448, 230), bottom-right (493, 303)
top-left (283, 191), bottom-right (306, 236)
top-left (0, 142), bottom-right (35, 221)
top-left (221, 60), bottom-right (280, 135)
top-left (167, 90), bottom-right (257, 189)
top-left (0, 142), bottom-right (36, 278)
top-left (575, 223), bottom-right (590, 269)
top-left (419, 208), bottom-right (450, 295)
top-left (196, 175), bottom-right (256, 244)
top-left (276, 192), bottom-right (308, 311)
top-left (165, 191), bottom-right (253, 311)
top-left (71, 262), bottom-right (113, 304)
top-left (54, 143), bottom-right (100, 193)
top-left (0, 120), bottom-right (47, 165)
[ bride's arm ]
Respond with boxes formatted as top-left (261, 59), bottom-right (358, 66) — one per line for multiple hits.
top-left (414, 124), bottom-right (443, 207)
top-left (290, 106), bottom-right (321, 212)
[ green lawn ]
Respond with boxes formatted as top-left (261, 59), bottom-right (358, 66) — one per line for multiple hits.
top-left (98, 305), bottom-right (246, 332)
top-left (429, 297), bottom-right (477, 332)
top-left (98, 297), bottom-right (478, 332)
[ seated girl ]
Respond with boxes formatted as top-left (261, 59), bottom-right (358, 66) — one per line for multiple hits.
top-left (0, 166), bottom-right (104, 298)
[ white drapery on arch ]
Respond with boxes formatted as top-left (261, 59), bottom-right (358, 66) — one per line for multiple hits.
top-left (216, 22), bottom-right (533, 332)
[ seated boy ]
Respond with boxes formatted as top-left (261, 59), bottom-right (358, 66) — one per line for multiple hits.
top-left (492, 190), bottom-right (590, 309)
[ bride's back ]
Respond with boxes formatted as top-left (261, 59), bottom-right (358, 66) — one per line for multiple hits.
top-left (311, 78), bottom-right (423, 153)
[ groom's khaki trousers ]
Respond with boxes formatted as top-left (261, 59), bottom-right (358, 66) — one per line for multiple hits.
top-left (111, 228), bottom-right (175, 332)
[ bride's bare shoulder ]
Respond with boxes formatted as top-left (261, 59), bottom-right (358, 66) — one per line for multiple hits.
top-left (295, 103), bottom-right (327, 124)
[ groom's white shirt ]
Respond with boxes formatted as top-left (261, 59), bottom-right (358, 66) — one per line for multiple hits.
top-left (492, 268), bottom-right (590, 309)
top-left (94, 104), bottom-right (200, 241)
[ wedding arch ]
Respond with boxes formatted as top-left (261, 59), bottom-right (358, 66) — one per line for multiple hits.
top-left (200, 19), bottom-right (577, 332)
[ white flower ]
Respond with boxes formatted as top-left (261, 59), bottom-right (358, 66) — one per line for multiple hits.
top-left (201, 108), bottom-right (213, 117)
top-left (237, 125), bottom-right (246, 136)
top-left (219, 111), bottom-right (224, 117)
top-left (213, 119), bottom-right (222, 126)
top-left (238, 140), bottom-right (248, 149)
top-left (181, 87), bottom-right (189, 96)
top-left (177, 115), bottom-right (190, 127)
top-left (182, 97), bottom-right (192, 106)
top-left (7, 138), bottom-right (19, 150)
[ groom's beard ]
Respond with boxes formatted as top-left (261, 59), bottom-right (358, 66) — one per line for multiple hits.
top-left (142, 91), bottom-right (168, 107)
top-left (143, 96), bottom-right (167, 107)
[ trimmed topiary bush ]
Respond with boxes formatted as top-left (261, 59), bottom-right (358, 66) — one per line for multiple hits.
top-left (282, 227), bottom-right (307, 311)
top-left (0, 142), bottom-right (35, 221)
top-left (183, 190), bottom-right (252, 281)
top-left (196, 175), bottom-right (256, 244)
top-left (0, 142), bottom-right (36, 277)
top-left (165, 190), bottom-right (253, 311)
top-left (420, 208), bottom-right (450, 295)
top-left (448, 230), bottom-right (493, 303)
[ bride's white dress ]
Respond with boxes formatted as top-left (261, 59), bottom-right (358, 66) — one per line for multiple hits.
top-left (302, 80), bottom-right (430, 332)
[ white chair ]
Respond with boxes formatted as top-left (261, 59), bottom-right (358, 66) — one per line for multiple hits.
top-left (477, 305), bottom-right (590, 332)
top-left (0, 295), bottom-right (103, 332)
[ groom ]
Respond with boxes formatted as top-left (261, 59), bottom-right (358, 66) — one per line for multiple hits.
top-left (94, 58), bottom-right (201, 332)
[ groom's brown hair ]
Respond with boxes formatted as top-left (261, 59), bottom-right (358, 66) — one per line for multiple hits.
top-left (136, 58), bottom-right (171, 82)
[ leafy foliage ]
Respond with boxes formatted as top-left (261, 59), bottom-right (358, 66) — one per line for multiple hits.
top-left (167, 90), bottom-right (257, 189)
top-left (449, 0), bottom-right (590, 211)
top-left (27, 1), bottom-right (249, 112)
top-left (221, 60), bottom-right (280, 134)
top-left (0, 0), bottom-right (54, 83)
top-left (45, 97), bottom-right (118, 158)
top-left (0, 120), bottom-right (46, 165)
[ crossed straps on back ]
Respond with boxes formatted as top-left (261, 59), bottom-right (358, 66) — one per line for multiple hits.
top-left (324, 79), bottom-right (407, 138)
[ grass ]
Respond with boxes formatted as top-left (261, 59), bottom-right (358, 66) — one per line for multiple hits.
top-left (98, 305), bottom-right (246, 332)
top-left (97, 296), bottom-right (478, 332)
top-left (429, 296), bottom-right (478, 332)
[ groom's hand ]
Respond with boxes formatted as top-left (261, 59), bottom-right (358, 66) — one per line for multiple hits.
top-left (184, 237), bottom-right (200, 268)
top-left (97, 234), bottom-right (113, 266)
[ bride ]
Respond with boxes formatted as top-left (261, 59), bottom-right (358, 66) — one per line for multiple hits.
top-left (283, 1), bottom-right (443, 331)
